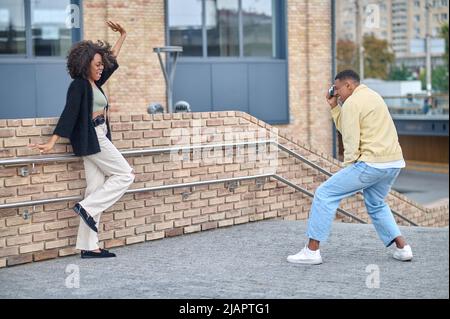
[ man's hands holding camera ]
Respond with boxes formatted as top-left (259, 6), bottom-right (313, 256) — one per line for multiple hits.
top-left (326, 85), bottom-right (339, 109)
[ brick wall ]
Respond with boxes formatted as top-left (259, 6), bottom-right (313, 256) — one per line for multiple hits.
top-left (83, 0), bottom-right (166, 118)
top-left (0, 111), bottom-right (448, 268)
top-left (282, 0), bottom-right (334, 155)
top-left (82, 0), bottom-right (335, 156)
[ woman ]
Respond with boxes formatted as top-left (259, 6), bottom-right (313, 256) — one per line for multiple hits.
top-left (30, 21), bottom-right (134, 259)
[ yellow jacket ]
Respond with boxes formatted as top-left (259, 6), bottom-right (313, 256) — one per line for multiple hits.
top-left (331, 84), bottom-right (404, 166)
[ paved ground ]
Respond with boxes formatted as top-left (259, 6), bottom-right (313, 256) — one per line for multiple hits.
top-left (0, 220), bottom-right (447, 299)
top-left (392, 170), bottom-right (449, 206)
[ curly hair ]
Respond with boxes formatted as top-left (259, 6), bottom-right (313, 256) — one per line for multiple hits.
top-left (66, 40), bottom-right (116, 79)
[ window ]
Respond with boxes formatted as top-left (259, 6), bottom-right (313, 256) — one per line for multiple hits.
top-left (31, 0), bottom-right (73, 56)
top-left (242, 0), bottom-right (274, 57)
top-left (415, 28), bottom-right (421, 37)
top-left (0, 0), bottom-right (81, 57)
top-left (168, 0), bottom-right (282, 58)
top-left (168, 0), bottom-right (202, 56)
top-left (206, 0), bottom-right (239, 57)
top-left (441, 13), bottom-right (448, 21)
top-left (0, 0), bottom-right (26, 54)
top-left (414, 1), bottom-right (421, 7)
top-left (344, 21), bottom-right (353, 27)
top-left (415, 15), bottom-right (420, 22)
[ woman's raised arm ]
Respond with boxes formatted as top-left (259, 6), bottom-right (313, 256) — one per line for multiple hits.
top-left (106, 21), bottom-right (127, 58)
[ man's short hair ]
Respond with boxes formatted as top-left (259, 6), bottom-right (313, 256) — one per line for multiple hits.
top-left (335, 70), bottom-right (360, 83)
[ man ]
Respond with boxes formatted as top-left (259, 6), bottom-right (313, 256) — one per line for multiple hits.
top-left (287, 70), bottom-right (413, 265)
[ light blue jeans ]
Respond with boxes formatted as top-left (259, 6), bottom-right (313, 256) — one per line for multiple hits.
top-left (306, 161), bottom-right (402, 247)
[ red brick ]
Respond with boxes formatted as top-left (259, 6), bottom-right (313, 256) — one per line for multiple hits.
top-left (6, 235), bottom-right (32, 246)
top-left (201, 222), bottom-right (218, 231)
top-left (7, 254), bottom-right (33, 266)
top-left (33, 249), bottom-right (59, 262)
top-left (20, 242), bottom-right (44, 253)
top-left (0, 129), bottom-right (14, 138)
top-left (0, 247), bottom-right (19, 258)
top-left (104, 238), bottom-right (125, 249)
top-left (165, 227), bottom-right (183, 237)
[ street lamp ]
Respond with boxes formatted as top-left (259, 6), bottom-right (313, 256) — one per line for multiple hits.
top-left (153, 46), bottom-right (183, 113)
top-left (425, 1), bottom-right (433, 96)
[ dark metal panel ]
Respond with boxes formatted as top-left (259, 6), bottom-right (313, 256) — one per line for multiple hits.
top-left (211, 63), bottom-right (248, 112)
top-left (248, 62), bottom-right (288, 123)
top-left (0, 64), bottom-right (37, 119)
top-left (35, 63), bottom-right (72, 117)
top-left (394, 118), bottom-right (449, 136)
top-left (173, 63), bottom-right (212, 112)
top-left (71, 0), bottom-right (83, 42)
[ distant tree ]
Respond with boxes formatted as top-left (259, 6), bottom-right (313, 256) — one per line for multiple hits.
top-left (440, 23), bottom-right (449, 69)
top-left (420, 23), bottom-right (449, 92)
top-left (419, 66), bottom-right (449, 92)
top-left (388, 64), bottom-right (413, 81)
top-left (337, 39), bottom-right (358, 73)
top-left (363, 34), bottom-right (395, 79)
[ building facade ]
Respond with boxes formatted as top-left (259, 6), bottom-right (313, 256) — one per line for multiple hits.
top-left (336, 0), bottom-right (448, 69)
top-left (336, 0), bottom-right (392, 42)
top-left (0, 0), bottom-right (334, 155)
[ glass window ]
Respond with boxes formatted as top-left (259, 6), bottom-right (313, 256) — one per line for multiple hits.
top-left (206, 0), bottom-right (239, 57)
top-left (242, 0), bottom-right (274, 57)
top-left (168, 0), bottom-right (280, 58)
top-left (31, 0), bottom-right (73, 56)
top-left (168, 0), bottom-right (203, 56)
top-left (0, 0), bottom-right (26, 55)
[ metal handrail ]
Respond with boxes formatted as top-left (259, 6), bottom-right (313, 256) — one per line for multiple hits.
top-left (0, 140), bottom-right (274, 166)
top-left (0, 139), bottom-right (416, 225)
top-left (273, 175), bottom-right (366, 224)
top-left (0, 173), bottom-right (272, 209)
top-left (0, 173), bottom-right (365, 224)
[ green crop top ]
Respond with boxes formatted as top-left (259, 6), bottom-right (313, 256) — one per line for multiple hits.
top-left (92, 85), bottom-right (108, 113)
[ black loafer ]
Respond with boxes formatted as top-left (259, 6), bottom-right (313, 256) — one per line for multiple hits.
top-left (73, 203), bottom-right (98, 233)
top-left (81, 249), bottom-right (116, 259)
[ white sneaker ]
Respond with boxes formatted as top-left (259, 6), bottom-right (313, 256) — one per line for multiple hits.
top-left (287, 246), bottom-right (323, 265)
top-left (392, 244), bottom-right (413, 261)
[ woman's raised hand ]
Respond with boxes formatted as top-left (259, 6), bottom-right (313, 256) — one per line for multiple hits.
top-left (106, 21), bottom-right (126, 36)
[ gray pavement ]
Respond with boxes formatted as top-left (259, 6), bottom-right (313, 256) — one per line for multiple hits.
top-left (392, 170), bottom-right (449, 206)
top-left (0, 220), bottom-right (448, 299)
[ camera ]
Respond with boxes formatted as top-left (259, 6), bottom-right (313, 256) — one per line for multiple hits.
top-left (328, 85), bottom-right (335, 98)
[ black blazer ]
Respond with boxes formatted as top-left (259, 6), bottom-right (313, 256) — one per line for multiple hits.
top-left (53, 61), bottom-right (119, 156)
